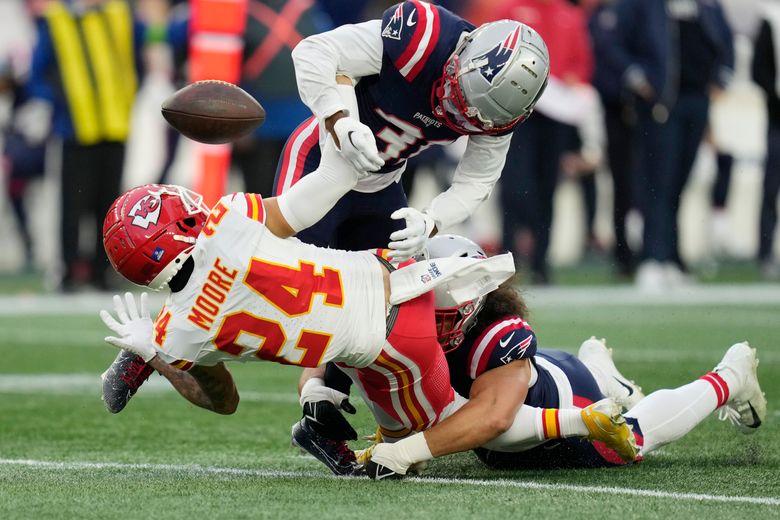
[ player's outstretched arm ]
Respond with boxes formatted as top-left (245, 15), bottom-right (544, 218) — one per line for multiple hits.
top-left (147, 358), bottom-right (239, 415)
top-left (367, 360), bottom-right (530, 477)
top-left (100, 292), bottom-right (238, 415)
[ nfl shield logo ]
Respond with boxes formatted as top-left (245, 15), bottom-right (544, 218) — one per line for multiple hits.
top-left (151, 247), bottom-right (165, 262)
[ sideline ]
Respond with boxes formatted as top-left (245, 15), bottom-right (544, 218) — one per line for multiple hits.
top-left (1, 285), bottom-right (780, 316)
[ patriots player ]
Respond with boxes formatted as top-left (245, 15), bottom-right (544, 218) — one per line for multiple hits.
top-left (292, 236), bottom-right (767, 478)
top-left (356, 237), bottom-right (768, 478)
top-left (273, 0), bottom-right (549, 260)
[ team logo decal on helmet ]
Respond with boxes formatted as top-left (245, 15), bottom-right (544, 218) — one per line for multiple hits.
top-left (128, 194), bottom-right (162, 229)
top-left (474, 26), bottom-right (521, 84)
top-left (382, 3), bottom-right (404, 40)
top-left (103, 184), bottom-right (210, 290)
top-left (432, 20), bottom-right (550, 135)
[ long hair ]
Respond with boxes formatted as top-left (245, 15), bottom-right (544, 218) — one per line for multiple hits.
top-left (472, 280), bottom-right (529, 333)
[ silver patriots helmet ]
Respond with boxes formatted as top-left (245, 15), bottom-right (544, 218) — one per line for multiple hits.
top-left (424, 235), bottom-right (488, 352)
top-left (432, 20), bottom-right (550, 135)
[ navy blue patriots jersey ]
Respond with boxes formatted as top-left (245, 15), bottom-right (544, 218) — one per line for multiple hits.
top-left (357, 1), bottom-right (475, 174)
top-left (446, 315), bottom-right (538, 397)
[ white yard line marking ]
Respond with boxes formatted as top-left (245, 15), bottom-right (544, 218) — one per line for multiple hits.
top-left (0, 374), bottom-right (299, 403)
top-left (0, 459), bottom-right (777, 506)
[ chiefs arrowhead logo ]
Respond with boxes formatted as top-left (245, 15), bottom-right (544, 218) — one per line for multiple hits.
top-left (128, 194), bottom-right (162, 229)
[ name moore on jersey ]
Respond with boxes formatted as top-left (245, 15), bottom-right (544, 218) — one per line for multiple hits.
top-left (151, 193), bottom-right (388, 371)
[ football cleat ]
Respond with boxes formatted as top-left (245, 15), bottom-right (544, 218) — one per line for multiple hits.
top-left (101, 349), bottom-right (154, 413)
top-left (291, 418), bottom-right (363, 477)
top-left (714, 342), bottom-right (767, 434)
top-left (578, 337), bottom-right (644, 410)
top-left (581, 397), bottom-right (639, 463)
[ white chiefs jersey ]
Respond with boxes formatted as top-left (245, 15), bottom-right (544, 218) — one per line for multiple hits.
top-left (152, 193), bottom-right (388, 370)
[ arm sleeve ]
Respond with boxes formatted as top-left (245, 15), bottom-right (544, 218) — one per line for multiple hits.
top-left (291, 19), bottom-right (383, 122)
top-left (425, 134), bottom-right (511, 231)
top-left (275, 136), bottom-right (361, 232)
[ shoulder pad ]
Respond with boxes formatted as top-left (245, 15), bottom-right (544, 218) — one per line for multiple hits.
top-left (381, 1), bottom-right (471, 82)
top-left (467, 317), bottom-right (537, 378)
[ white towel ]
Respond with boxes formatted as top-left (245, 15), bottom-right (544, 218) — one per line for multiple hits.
top-left (389, 253), bottom-right (516, 306)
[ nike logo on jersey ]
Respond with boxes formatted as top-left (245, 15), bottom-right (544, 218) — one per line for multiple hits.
top-left (613, 376), bottom-right (635, 397)
top-left (499, 334), bottom-right (533, 365)
top-left (407, 10), bottom-right (417, 26)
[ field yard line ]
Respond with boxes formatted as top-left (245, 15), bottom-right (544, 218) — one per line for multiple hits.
top-left (0, 374), bottom-right (300, 403)
top-left (2, 285), bottom-right (780, 315)
top-left (1, 458), bottom-right (778, 506)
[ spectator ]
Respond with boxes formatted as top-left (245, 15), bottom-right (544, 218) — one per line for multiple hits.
top-left (239, 0), bottom-right (333, 196)
top-left (596, 0), bottom-right (734, 290)
top-left (752, 5), bottom-right (780, 280)
top-left (24, 0), bottom-right (147, 291)
top-left (491, 0), bottom-right (593, 284)
top-left (0, 0), bottom-right (48, 272)
top-left (589, 0), bottom-right (642, 277)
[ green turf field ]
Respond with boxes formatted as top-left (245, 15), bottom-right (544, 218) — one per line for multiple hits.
top-left (1, 295), bottom-right (778, 519)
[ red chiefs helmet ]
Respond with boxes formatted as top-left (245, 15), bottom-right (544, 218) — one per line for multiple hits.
top-left (103, 184), bottom-right (210, 290)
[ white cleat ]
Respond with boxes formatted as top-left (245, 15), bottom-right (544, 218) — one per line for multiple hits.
top-left (578, 337), bottom-right (644, 410)
top-left (714, 342), bottom-right (767, 434)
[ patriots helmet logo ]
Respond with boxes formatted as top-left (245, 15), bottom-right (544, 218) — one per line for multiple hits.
top-left (382, 3), bottom-right (404, 40)
top-left (128, 194), bottom-right (162, 229)
top-left (472, 26), bottom-right (521, 84)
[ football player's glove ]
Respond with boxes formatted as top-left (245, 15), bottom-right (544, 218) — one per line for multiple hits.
top-left (364, 433), bottom-right (433, 480)
top-left (299, 377), bottom-right (357, 441)
top-left (332, 116), bottom-right (385, 172)
top-left (365, 459), bottom-right (405, 480)
top-left (100, 292), bottom-right (157, 362)
top-left (388, 207), bottom-right (436, 262)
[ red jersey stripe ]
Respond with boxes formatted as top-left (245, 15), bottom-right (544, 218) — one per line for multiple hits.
top-left (395, 1), bottom-right (440, 80)
top-left (406, 2), bottom-right (441, 81)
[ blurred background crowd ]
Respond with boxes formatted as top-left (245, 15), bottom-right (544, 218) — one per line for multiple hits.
top-left (0, 0), bottom-right (777, 292)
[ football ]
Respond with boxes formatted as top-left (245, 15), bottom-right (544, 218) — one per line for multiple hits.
top-left (161, 80), bottom-right (265, 144)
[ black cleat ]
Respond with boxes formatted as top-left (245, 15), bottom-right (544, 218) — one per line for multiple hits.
top-left (101, 350), bottom-right (154, 413)
top-left (291, 418), bottom-right (362, 476)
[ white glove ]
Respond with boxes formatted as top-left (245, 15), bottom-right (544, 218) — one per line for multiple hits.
top-left (14, 99), bottom-right (52, 145)
top-left (332, 116), bottom-right (385, 172)
top-left (388, 207), bottom-right (436, 262)
top-left (299, 377), bottom-right (353, 410)
top-left (99, 292), bottom-right (157, 362)
top-left (368, 433), bottom-right (433, 476)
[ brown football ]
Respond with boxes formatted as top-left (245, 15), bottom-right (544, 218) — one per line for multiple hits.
top-left (161, 80), bottom-right (265, 144)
